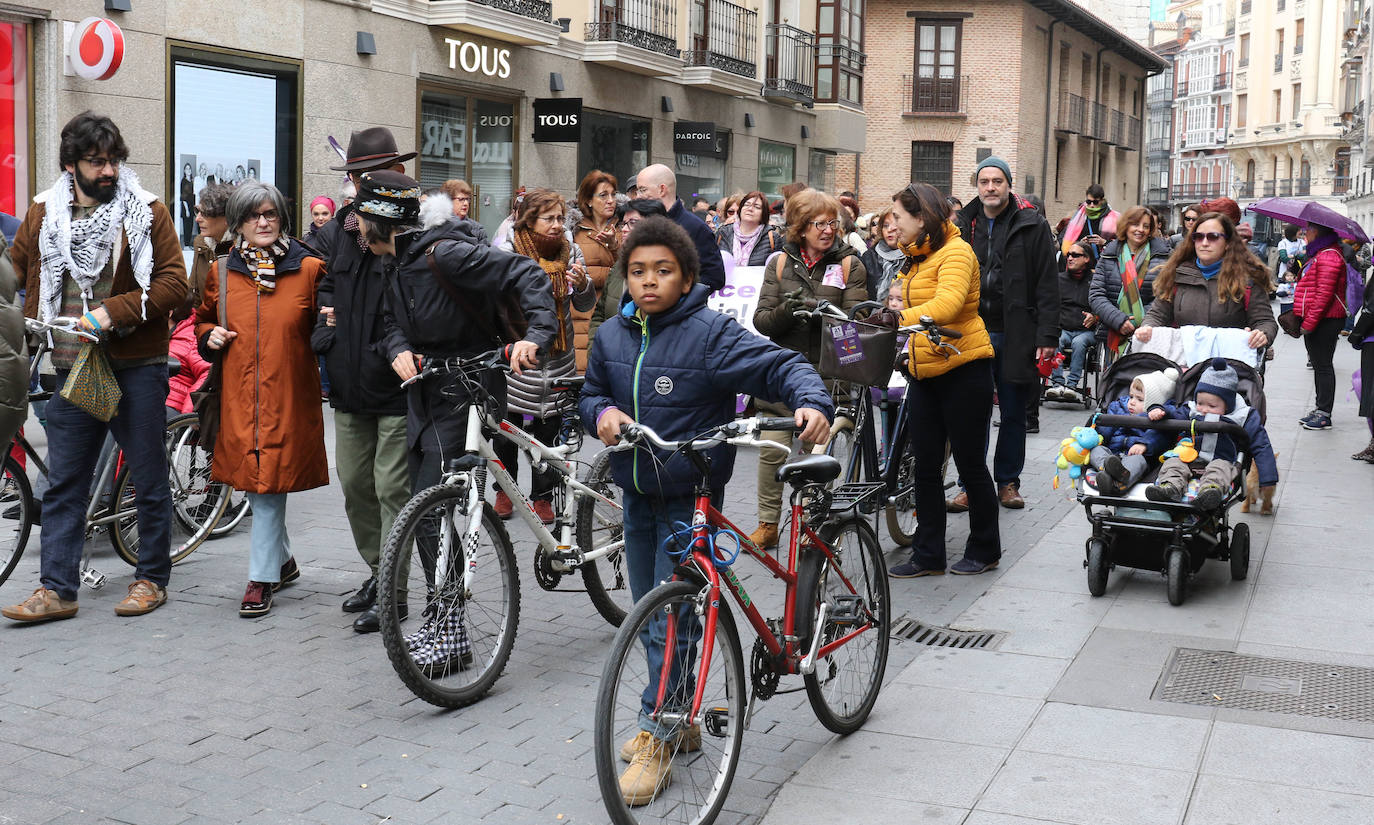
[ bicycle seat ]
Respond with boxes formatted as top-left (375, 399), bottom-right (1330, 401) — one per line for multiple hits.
top-left (775, 455), bottom-right (841, 486)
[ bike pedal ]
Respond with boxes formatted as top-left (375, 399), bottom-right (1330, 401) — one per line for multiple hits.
top-left (702, 707), bottom-right (731, 737)
top-left (828, 594), bottom-right (864, 626)
top-left (81, 567), bottom-right (108, 590)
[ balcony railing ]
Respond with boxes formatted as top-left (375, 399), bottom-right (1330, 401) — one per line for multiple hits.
top-left (1148, 88), bottom-right (1172, 106)
top-left (586, 0), bottom-right (680, 57)
top-left (1177, 79), bottom-right (1189, 96)
top-left (1236, 181), bottom-right (1256, 198)
top-left (1216, 71), bottom-right (1231, 89)
top-left (683, 0), bottom-right (757, 77)
top-left (1110, 110), bottom-right (1127, 145)
top-left (1262, 180), bottom-right (1277, 197)
top-left (1089, 101), bottom-right (1110, 140)
top-left (1172, 183), bottom-right (1225, 200)
top-left (1335, 176), bottom-right (1352, 195)
top-left (1128, 116), bottom-right (1143, 149)
top-left (1238, 56), bottom-right (1249, 68)
top-left (1147, 137), bottom-right (1171, 155)
top-left (1279, 179), bottom-right (1294, 196)
top-left (763, 23), bottom-right (814, 102)
top-left (902, 74), bottom-right (969, 114)
top-left (471, 0), bottom-right (552, 21)
top-left (1058, 92), bottom-right (1086, 133)
top-left (1296, 177), bottom-right (1311, 195)
top-left (1274, 53), bottom-right (1284, 72)
top-left (1147, 186), bottom-right (1170, 205)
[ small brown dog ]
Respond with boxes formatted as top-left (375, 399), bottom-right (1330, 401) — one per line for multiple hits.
top-left (1240, 454), bottom-right (1276, 515)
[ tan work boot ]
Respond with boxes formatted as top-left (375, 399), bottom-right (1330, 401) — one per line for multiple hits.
top-left (620, 725), bottom-right (701, 763)
top-left (114, 580), bottom-right (167, 616)
top-left (2, 588), bottom-right (78, 622)
top-left (748, 522), bottom-right (779, 550)
top-left (945, 490), bottom-right (969, 513)
top-left (619, 733), bottom-right (673, 806)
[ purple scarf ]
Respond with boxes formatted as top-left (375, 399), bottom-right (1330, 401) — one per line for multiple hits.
top-left (732, 223), bottom-right (765, 266)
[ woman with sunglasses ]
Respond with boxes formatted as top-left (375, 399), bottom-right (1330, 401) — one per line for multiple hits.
top-left (1135, 212), bottom-right (1278, 354)
top-left (748, 188), bottom-right (868, 550)
top-left (1169, 205), bottom-right (1202, 250)
top-left (1089, 205), bottom-right (1170, 358)
top-left (715, 190), bottom-right (781, 268)
top-left (1047, 241), bottom-right (1099, 400)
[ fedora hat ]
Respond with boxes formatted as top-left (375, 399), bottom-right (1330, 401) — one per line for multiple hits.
top-left (329, 127), bottom-right (418, 172)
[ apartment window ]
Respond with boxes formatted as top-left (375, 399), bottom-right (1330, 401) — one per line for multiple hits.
top-left (1272, 89), bottom-right (1282, 122)
top-left (1236, 93), bottom-right (1247, 127)
top-left (1274, 29), bottom-right (1284, 72)
top-left (1294, 19), bottom-right (1304, 54)
top-left (1239, 34), bottom-right (1250, 67)
top-left (910, 141), bottom-right (953, 194)
top-left (1058, 44), bottom-right (1070, 91)
top-left (1101, 65), bottom-right (1112, 106)
top-left (816, 0), bottom-right (864, 105)
top-left (1081, 55), bottom-right (1092, 100)
top-left (911, 20), bottom-right (961, 112)
top-left (1291, 83), bottom-right (1301, 119)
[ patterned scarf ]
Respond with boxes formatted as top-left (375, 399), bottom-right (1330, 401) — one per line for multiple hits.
top-left (342, 209), bottom-right (369, 253)
top-left (1108, 244), bottom-right (1151, 355)
top-left (36, 169), bottom-right (155, 323)
top-left (512, 227), bottom-right (570, 355)
top-left (237, 236), bottom-right (290, 293)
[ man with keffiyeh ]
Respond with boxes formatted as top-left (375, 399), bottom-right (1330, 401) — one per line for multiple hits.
top-left (2, 113), bottom-right (188, 624)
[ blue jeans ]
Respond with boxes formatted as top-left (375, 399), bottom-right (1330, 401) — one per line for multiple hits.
top-left (41, 365), bottom-right (172, 601)
top-left (987, 332), bottom-right (1027, 489)
top-left (1053, 330), bottom-right (1096, 389)
top-left (623, 489), bottom-right (702, 739)
top-left (245, 493), bottom-right (290, 583)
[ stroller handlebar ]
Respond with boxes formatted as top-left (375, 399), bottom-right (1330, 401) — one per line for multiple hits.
top-left (1091, 415), bottom-right (1251, 451)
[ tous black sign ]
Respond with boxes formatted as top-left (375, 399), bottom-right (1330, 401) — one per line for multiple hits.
top-left (532, 98), bottom-right (583, 142)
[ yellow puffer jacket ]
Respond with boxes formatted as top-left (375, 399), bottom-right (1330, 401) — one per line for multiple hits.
top-left (898, 221), bottom-right (994, 379)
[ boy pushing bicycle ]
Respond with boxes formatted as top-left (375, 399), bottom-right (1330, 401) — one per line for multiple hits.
top-left (580, 217), bottom-right (832, 806)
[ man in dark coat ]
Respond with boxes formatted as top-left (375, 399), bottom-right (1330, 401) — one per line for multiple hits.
top-left (634, 163), bottom-right (726, 292)
top-left (954, 156), bottom-right (1059, 509)
top-left (311, 127), bottom-right (418, 632)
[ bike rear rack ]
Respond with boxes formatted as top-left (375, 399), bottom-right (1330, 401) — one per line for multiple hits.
top-left (828, 482), bottom-right (887, 515)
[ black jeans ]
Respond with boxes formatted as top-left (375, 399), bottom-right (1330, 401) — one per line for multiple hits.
top-left (494, 412), bottom-right (561, 502)
top-left (1304, 317), bottom-right (1345, 415)
top-left (907, 358), bottom-right (1001, 568)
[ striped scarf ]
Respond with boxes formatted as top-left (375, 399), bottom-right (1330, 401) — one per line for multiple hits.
top-left (237, 236), bottom-right (291, 293)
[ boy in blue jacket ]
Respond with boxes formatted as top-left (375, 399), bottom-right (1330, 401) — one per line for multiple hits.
top-left (1088, 367), bottom-right (1182, 495)
top-left (1147, 358), bottom-right (1278, 510)
top-left (580, 217), bottom-right (832, 806)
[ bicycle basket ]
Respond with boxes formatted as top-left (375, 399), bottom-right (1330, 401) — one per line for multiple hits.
top-left (818, 316), bottom-right (897, 386)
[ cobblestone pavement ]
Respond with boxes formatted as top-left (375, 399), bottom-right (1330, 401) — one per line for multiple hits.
top-left (0, 391), bottom-right (1089, 825)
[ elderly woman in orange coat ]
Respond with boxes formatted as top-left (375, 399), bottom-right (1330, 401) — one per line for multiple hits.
top-left (196, 181), bottom-right (329, 618)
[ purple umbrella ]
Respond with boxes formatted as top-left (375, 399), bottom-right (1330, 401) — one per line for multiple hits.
top-left (1246, 197), bottom-right (1370, 244)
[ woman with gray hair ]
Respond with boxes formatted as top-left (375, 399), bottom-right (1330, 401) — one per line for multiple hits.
top-left (195, 181), bottom-right (329, 618)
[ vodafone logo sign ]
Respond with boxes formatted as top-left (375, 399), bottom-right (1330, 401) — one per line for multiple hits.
top-left (68, 17), bottom-right (125, 81)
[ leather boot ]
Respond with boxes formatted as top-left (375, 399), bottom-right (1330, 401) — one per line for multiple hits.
top-left (342, 577), bottom-right (377, 613)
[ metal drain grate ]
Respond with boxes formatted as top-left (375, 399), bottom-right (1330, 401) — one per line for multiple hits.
top-left (1155, 648), bottom-right (1374, 722)
top-left (890, 616), bottom-right (1005, 649)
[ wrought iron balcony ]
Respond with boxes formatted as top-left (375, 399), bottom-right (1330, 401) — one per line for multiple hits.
top-left (1127, 116), bottom-right (1143, 150)
top-left (682, 0), bottom-right (757, 78)
top-left (1147, 186), bottom-right (1170, 205)
top-left (1089, 101), bottom-right (1110, 141)
top-left (1296, 177), bottom-right (1311, 196)
top-left (902, 74), bottom-right (968, 115)
top-left (1236, 181), bottom-right (1256, 198)
top-left (1172, 183), bottom-right (1225, 200)
top-left (1057, 92), bottom-right (1086, 134)
top-left (763, 23), bottom-right (814, 103)
top-left (1262, 180), bottom-right (1277, 197)
top-left (1110, 110), bottom-right (1126, 145)
top-left (1279, 179), bottom-right (1294, 196)
top-left (1216, 71), bottom-right (1231, 90)
top-left (586, 0), bottom-right (680, 57)
top-left (1177, 79), bottom-right (1189, 96)
top-left (470, 0), bottom-right (551, 21)
top-left (1335, 176), bottom-right (1351, 195)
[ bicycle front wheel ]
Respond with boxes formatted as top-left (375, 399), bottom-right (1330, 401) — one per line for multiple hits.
top-left (577, 449), bottom-right (630, 626)
top-left (378, 481), bottom-right (520, 709)
top-left (0, 454), bottom-right (34, 588)
top-left (797, 517), bottom-right (890, 734)
top-left (884, 450), bottom-right (918, 547)
top-left (595, 579), bottom-right (745, 825)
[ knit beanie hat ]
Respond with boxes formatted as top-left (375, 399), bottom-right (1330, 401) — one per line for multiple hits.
top-left (1196, 357), bottom-right (1239, 412)
top-left (975, 155), bottom-right (1013, 185)
top-left (1131, 367), bottom-right (1179, 410)
top-left (355, 170), bottom-right (421, 226)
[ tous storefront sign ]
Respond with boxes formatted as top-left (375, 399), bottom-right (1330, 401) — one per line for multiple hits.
top-left (445, 37), bottom-right (511, 79)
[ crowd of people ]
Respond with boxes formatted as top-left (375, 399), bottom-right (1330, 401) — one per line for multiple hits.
top-left (4, 109), bottom-right (1374, 807)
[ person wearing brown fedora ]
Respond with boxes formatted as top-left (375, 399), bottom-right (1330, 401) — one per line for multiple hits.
top-left (311, 126), bottom-right (419, 633)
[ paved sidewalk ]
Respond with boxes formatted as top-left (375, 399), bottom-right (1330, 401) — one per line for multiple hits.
top-left (763, 336), bottom-right (1374, 825)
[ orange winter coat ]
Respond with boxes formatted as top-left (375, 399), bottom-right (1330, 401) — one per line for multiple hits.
top-left (194, 241), bottom-right (328, 494)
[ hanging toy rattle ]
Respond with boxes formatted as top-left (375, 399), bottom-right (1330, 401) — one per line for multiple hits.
top-left (1053, 425), bottom-right (1102, 490)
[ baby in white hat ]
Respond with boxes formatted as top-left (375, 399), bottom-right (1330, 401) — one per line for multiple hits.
top-left (1088, 367), bottom-right (1182, 495)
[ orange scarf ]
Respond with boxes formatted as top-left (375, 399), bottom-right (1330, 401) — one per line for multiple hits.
top-left (512, 228), bottom-right (571, 354)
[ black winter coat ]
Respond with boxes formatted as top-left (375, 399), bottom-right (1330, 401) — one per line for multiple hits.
top-left (380, 219), bottom-right (558, 450)
top-left (311, 203), bottom-right (406, 417)
top-left (957, 195), bottom-right (1060, 383)
top-left (1058, 265), bottom-right (1094, 332)
top-left (1088, 238), bottom-right (1169, 338)
top-left (668, 199), bottom-right (726, 291)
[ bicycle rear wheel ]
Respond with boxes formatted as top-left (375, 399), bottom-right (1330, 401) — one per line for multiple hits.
top-left (595, 578), bottom-right (745, 825)
top-left (577, 449), bottom-right (630, 626)
top-left (826, 418), bottom-right (860, 484)
top-left (0, 455), bottom-right (34, 588)
top-left (378, 481), bottom-right (520, 709)
top-left (796, 517), bottom-right (890, 734)
top-left (884, 451), bottom-right (918, 547)
top-left (210, 491), bottom-right (251, 538)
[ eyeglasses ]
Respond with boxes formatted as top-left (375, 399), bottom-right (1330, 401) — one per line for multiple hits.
top-left (1084, 198), bottom-right (1102, 205)
top-left (455, 196), bottom-right (472, 204)
top-left (195, 208), bottom-right (221, 218)
top-left (80, 156), bottom-right (119, 171)
top-left (808, 219), bottom-right (840, 231)
top-left (1183, 216), bottom-right (1199, 223)
top-left (247, 209), bottom-right (280, 224)
top-left (536, 214), bottom-right (564, 224)
top-left (620, 217), bottom-right (642, 230)
top-left (1191, 231), bottom-right (1227, 243)
top-left (1065, 252), bottom-right (1087, 258)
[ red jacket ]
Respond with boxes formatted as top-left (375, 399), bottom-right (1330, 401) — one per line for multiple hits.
top-left (1294, 247), bottom-right (1348, 331)
top-left (167, 317), bottom-right (211, 414)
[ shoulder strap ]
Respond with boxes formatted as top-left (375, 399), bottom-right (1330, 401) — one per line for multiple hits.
top-left (841, 255), bottom-right (852, 283)
top-left (216, 254), bottom-right (229, 328)
top-left (426, 242), bottom-right (500, 344)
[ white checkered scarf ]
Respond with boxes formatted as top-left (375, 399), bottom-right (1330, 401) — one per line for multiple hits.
top-left (36, 169), bottom-right (154, 323)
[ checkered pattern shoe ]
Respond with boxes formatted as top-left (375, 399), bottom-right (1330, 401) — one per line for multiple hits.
top-left (410, 600), bottom-right (474, 676)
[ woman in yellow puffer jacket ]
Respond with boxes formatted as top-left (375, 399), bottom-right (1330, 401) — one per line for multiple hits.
top-left (886, 182), bottom-right (1001, 579)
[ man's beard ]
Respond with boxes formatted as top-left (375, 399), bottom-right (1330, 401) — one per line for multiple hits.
top-left (75, 167), bottom-right (118, 204)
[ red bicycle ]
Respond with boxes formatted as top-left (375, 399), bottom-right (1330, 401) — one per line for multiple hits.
top-left (593, 417), bottom-right (890, 825)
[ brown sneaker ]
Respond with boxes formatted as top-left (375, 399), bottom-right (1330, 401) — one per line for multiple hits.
top-left (945, 490), bottom-right (969, 513)
top-left (2, 587), bottom-right (77, 622)
top-left (620, 725), bottom-right (702, 762)
top-left (748, 522), bottom-right (779, 549)
top-left (114, 580), bottom-right (167, 616)
top-left (619, 733), bottom-right (673, 806)
top-left (998, 483), bottom-right (1025, 509)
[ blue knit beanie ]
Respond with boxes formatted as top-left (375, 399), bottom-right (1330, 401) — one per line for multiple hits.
top-left (1196, 357), bottom-right (1238, 412)
top-left (975, 156), bottom-right (1013, 185)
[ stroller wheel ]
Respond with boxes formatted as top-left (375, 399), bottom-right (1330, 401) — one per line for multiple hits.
top-left (1229, 523), bottom-right (1250, 581)
top-left (1086, 539), bottom-right (1109, 597)
top-left (1166, 548), bottom-right (1188, 606)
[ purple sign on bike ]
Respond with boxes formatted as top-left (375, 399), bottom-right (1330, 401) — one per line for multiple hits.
top-left (830, 322), bottom-right (865, 365)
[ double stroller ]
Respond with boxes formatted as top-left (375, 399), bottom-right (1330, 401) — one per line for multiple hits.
top-left (1076, 352), bottom-right (1265, 605)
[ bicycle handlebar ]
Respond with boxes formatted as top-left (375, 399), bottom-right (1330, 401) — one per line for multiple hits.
top-left (399, 347), bottom-right (511, 388)
top-left (25, 316), bottom-right (100, 342)
top-left (900, 315), bottom-right (963, 340)
top-left (613, 417), bottom-right (797, 455)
